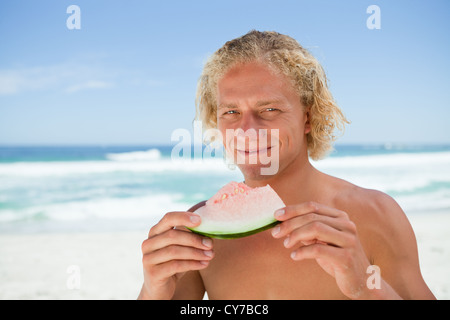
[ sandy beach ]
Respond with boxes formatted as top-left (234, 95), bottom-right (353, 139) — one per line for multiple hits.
top-left (408, 212), bottom-right (450, 299)
top-left (0, 211), bottom-right (448, 300)
top-left (0, 229), bottom-right (146, 299)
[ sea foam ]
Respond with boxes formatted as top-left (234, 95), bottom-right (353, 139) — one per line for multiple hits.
top-left (105, 148), bottom-right (162, 161)
top-left (0, 158), bottom-right (228, 177)
top-left (0, 150), bottom-right (449, 231)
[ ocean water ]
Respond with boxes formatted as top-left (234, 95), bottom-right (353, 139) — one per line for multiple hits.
top-left (0, 144), bottom-right (449, 234)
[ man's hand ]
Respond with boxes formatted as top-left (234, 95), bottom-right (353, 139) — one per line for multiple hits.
top-left (271, 201), bottom-right (376, 299)
top-left (139, 211), bottom-right (214, 300)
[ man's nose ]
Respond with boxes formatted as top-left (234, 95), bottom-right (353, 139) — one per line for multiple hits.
top-left (234, 112), bottom-right (265, 147)
top-left (238, 111), bottom-right (259, 132)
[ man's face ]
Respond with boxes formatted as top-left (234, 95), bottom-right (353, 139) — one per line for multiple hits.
top-left (216, 61), bottom-right (310, 180)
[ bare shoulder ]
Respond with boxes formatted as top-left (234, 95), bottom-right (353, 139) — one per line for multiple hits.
top-left (325, 175), bottom-right (415, 259)
top-left (330, 176), bottom-right (409, 231)
top-left (328, 176), bottom-right (435, 299)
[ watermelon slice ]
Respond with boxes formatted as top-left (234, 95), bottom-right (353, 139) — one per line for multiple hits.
top-left (188, 181), bottom-right (285, 239)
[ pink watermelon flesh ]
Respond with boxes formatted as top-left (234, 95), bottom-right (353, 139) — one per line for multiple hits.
top-left (189, 181), bottom-right (285, 239)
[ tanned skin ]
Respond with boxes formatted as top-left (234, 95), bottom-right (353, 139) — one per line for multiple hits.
top-left (139, 62), bottom-right (435, 300)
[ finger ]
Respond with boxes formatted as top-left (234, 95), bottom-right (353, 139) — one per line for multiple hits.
top-left (144, 245), bottom-right (214, 266)
top-left (148, 211), bottom-right (201, 238)
top-left (283, 221), bottom-right (353, 248)
top-left (300, 239), bottom-right (328, 246)
top-left (272, 213), bottom-right (353, 239)
top-left (142, 229), bottom-right (213, 254)
top-left (149, 260), bottom-right (210, 280)
top-left (275, 201), bottom-right (348, 221)
top-left (290, 242), bottom-right (342, 262)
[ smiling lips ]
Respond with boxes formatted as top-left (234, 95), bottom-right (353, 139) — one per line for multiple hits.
top-left (226, 129), bottom-right (280, 162)
top-left (236, 145), bottom-right (273, 155)
top-left (235, 145), bottom-right (280, 162)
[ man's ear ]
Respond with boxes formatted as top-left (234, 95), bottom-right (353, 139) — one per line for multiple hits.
top-left (304, 109), bottom-right (311, 134)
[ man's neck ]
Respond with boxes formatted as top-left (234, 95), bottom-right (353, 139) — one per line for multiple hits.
top-left (243, 152), bottom-right (319, 205)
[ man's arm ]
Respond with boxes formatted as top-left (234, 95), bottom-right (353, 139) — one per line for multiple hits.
top-left (171, 269), bottom-right (206, 299)
top-left (271, 190), bottom-right (436, 300)
top-left (171, 201), bottom-right (208, 299)
top-left (365, 191), bottom-right (436, 299)
top-left (139, 201), bottom-right (211, 300)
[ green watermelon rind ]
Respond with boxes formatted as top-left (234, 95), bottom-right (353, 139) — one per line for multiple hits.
top-left (187, 220), bottom-right (280, 239)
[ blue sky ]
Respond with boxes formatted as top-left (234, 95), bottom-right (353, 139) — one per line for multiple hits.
top-left (0, 0), bottom-right (449, 145)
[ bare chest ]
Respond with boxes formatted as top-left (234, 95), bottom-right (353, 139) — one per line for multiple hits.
top-left (200, 230), bottom-right (347, 299)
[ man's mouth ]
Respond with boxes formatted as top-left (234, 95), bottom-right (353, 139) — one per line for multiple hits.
top-left (236, 145), bottom-right (274, 156)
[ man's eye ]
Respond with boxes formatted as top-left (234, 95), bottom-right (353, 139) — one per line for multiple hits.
top-left (224, 110), bottom-right (238, 115)
top-left (265, 108), bottom-right (279, 112)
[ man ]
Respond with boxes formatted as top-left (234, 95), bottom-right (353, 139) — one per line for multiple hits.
top-left (139, 30), bottom-right (435, 299)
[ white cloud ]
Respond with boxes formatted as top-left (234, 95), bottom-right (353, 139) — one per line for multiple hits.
top-left (0, 61), bottom-right (166, 96)
top-left (0, 72), bottom-right (21, 95)
top-left (0, 66), bottom-right (59, 95)
top-left (0, 63), bottom-right (115, 96)
top-left (65, 80), bottom-right (114, 93)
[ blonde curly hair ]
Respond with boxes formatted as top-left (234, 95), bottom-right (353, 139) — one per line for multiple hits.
top-left (195, 30), bottom-right (349, 160)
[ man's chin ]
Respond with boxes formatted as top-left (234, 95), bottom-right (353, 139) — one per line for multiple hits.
top-left (236, 162), bottom-right (280, 180)
top-left (230, 146), bottom-right (281, 178)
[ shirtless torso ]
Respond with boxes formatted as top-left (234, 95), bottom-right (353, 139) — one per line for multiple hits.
top-left (140, 55), bottom-right (435, 300)
top-left (174, 168), bottom-right (433, 300)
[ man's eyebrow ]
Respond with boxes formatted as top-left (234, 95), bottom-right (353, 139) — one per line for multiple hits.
top-left (255, 99), bottom-right (284, 107)
top-left (217, 103), bottom-right (237, 110)
top-left (218, 99), bottom-right (285, 109)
